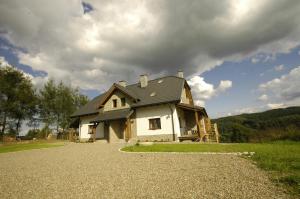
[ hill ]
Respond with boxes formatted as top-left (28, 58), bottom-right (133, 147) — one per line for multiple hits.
top-left (212, 106), bottom-right (300, 142)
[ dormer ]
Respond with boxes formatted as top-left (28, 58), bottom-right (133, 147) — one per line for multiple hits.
top-left (97, 84), bottom-right (137, 112)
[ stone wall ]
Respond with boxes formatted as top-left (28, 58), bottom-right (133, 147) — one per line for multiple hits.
top-left (136, 134), bottom-right (177, 142)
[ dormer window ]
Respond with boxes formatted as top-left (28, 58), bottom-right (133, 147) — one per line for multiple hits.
top-left (121, 98), bottom-right (126, 106)
top-left (112, 99), bottom-right (117, 108)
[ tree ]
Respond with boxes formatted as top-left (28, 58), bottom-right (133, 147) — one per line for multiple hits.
top-left (39, 79), bottom-right (89, 134)
top-left (39, 79), bottom-right (58, 132)
top-left (0, 65), bottom-right (38, 140)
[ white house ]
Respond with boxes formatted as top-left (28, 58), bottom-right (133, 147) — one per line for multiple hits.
top-left (71, 71), bottom-right (218, 143)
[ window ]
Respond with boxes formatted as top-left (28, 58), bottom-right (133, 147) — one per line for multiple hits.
top-left (112, 99), bottom-right (117, 108)
top-left (149, 118), bottom-right (161, 130)
top-left (121, 97), bottom-right (126, 106)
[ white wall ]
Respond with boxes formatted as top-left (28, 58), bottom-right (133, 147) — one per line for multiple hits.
top-left (176, 108), bottom-right (187, 136)
top-left (79, 115), bottom-right (104, 139)
top-left (136, 104), bottom-right (181, 137)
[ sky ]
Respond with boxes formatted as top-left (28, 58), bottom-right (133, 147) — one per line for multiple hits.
top-left (1, 0), bottom-right (300, 119)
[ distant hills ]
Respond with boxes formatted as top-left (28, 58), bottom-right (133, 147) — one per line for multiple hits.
top-left (212, 106), bottom-right (300, 142)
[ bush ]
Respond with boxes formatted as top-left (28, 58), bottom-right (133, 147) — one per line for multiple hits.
top-left (26, 129), bottom-right (40, 140)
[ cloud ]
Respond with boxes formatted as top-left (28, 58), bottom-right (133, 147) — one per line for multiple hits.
top-left (274, 64), bottom-right (285, 71)
top-left (267, 103), bottom-right (285, 109)
top-left (259, 66), bottom-right (300, 105)
top-left (0, 0), bottom-right (300, 92)
top-left (251, 57), bottom-right (259, 64)
top-left (188, 76), bottom-right (232, 106)
top-left (258, 94), bottom-right (268, 101)
top-left (0, 56), bottom-right (8, 67)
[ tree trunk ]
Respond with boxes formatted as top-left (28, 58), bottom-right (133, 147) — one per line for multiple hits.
top-left (1, 111), bottom-right (7, 142)
top-left (16, 117), bottom-right (21, 137)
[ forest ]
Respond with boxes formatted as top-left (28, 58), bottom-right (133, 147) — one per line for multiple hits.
top-left (213, 107), bottom-right (300, 142)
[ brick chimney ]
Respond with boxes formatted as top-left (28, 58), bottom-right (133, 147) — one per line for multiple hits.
top-left (140, 74), bottom-right (148, 88)
top-left (118, 80), bottom-right (127, 87)
top-left (177, 70), bottom-right (184, 78)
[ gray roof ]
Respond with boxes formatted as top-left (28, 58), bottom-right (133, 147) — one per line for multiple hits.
top-left (126, 76), bottom-right (185, 107)
top-left (90, 108), bottom-right (133, 122)
top-left (71, 92), bottom-right (107, 117)
top-left (71, 76), bottom-right (185, 117)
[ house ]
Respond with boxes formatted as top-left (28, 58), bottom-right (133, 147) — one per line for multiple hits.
top-left (71, 71), bottom-right (219, 143)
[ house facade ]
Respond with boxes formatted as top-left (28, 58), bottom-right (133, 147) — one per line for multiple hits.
top-left (71, 71), bottom-right (219, 143)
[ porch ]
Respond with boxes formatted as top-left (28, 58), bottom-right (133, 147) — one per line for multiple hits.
top-left (176, 103), bottom-right (218, 142)
top-left (89, 108), bottom-right (134, 143)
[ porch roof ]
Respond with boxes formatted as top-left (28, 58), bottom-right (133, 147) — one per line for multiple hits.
top-left (177, 103), bottom-right (208, 117)
top-left (90, 108), bottom-right (133, 123)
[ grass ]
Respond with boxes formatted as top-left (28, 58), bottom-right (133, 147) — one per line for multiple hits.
top-left (122, 141), bottom-right (300, 195)
top-left (0, 141), bottom-right (65, 153)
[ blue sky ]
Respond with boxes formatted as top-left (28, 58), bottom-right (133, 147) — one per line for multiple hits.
top-left (204, 46), bottom-right (300, 117)
top-left (1, 0), bottom-right (300, 120)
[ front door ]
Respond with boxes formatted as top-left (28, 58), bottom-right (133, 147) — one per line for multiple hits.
top-left (124, 119), bottom-right (131, 142)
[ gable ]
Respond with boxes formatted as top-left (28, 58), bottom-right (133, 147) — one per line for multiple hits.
top-left (97, 84), bottom-right (137, 108)
top-left (180, 82), bottom-right (194, 105)
top-left (103, 90), bottom-right (133, 111)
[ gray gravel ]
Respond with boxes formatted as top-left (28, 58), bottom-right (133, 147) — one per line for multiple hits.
top-left (0, 143), bottom-right (289, 199)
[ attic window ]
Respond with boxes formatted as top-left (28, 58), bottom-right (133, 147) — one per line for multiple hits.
top-left (121, 97), bottom-right (126, 106)
top-left (158, 79), bottom-right (163, 83)
top-left (112, 99), bottom-right (117, 108)
top-left (150, 92), bottom-right (156, 97)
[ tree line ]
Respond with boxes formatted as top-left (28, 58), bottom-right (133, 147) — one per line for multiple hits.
top-left (0, 64), bottom-right (89, 141)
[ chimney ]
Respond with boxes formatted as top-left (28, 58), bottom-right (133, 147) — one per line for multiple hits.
top-left (177, 70), bottom-right (184, 78)
top-left (118, 80), bottom-right (127, 87)
top-left (140, 74), bottom-right (148, 88)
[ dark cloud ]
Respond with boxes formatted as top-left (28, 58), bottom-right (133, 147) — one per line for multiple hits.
top-left (0, 0), bottom-right (300, 91)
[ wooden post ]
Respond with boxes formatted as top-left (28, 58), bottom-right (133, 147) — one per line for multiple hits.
top-left (214, 123), bottom-right (220, 143)
top-left (69, 129), bottom-right (72, 142)
top-left (125, 118), bottom-right (131, 142)
top-left (194, 111), bottom-right (201, 139)
top-left (93, 125), bottom-right (96, 142)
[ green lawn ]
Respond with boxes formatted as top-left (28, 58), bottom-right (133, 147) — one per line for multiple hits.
top-left (122, 141), bottom-right (300, 195)
top-left (0, 142), bottom-right (65, 153)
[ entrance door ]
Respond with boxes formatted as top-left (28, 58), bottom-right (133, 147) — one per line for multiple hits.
top-left (88, 125), bottom-right (97, 141)
top-left (124, 119), bottom-right (131, 142)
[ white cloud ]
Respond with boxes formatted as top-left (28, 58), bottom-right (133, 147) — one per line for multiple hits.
top-left (188, 76), bottom-right (232, 106)
top-left (274, 64), bottom-right (285, 71)
top-left (251, 57), bottom-right (259, 63)
top-left (267, 103), bottom-right (285, 109)
top-left (0, 56), bottom-right (9, 67)
top-left (258, 94), bottom-right (268, 101)
top-left (235, 107), bottom-right (258, 114)
top-left (259, 66), bottom-right (300, 106)
top-left (218, 80), bottom-right (232, 92)
top-left (0, 0), bottom-right (300, 93)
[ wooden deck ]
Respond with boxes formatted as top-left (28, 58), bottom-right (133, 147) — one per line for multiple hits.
top-left (178, 135), bottom-right (199, 142)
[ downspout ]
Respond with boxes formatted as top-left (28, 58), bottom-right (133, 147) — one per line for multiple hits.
top-left (168, 104), bottom-right (176, 141)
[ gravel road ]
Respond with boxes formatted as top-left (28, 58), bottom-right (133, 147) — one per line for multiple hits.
top-left (0, 143), bottom-right (289, 199)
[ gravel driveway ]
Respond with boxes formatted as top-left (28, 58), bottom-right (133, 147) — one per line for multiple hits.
top-left (0, 143), bottom-right (289, 199)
